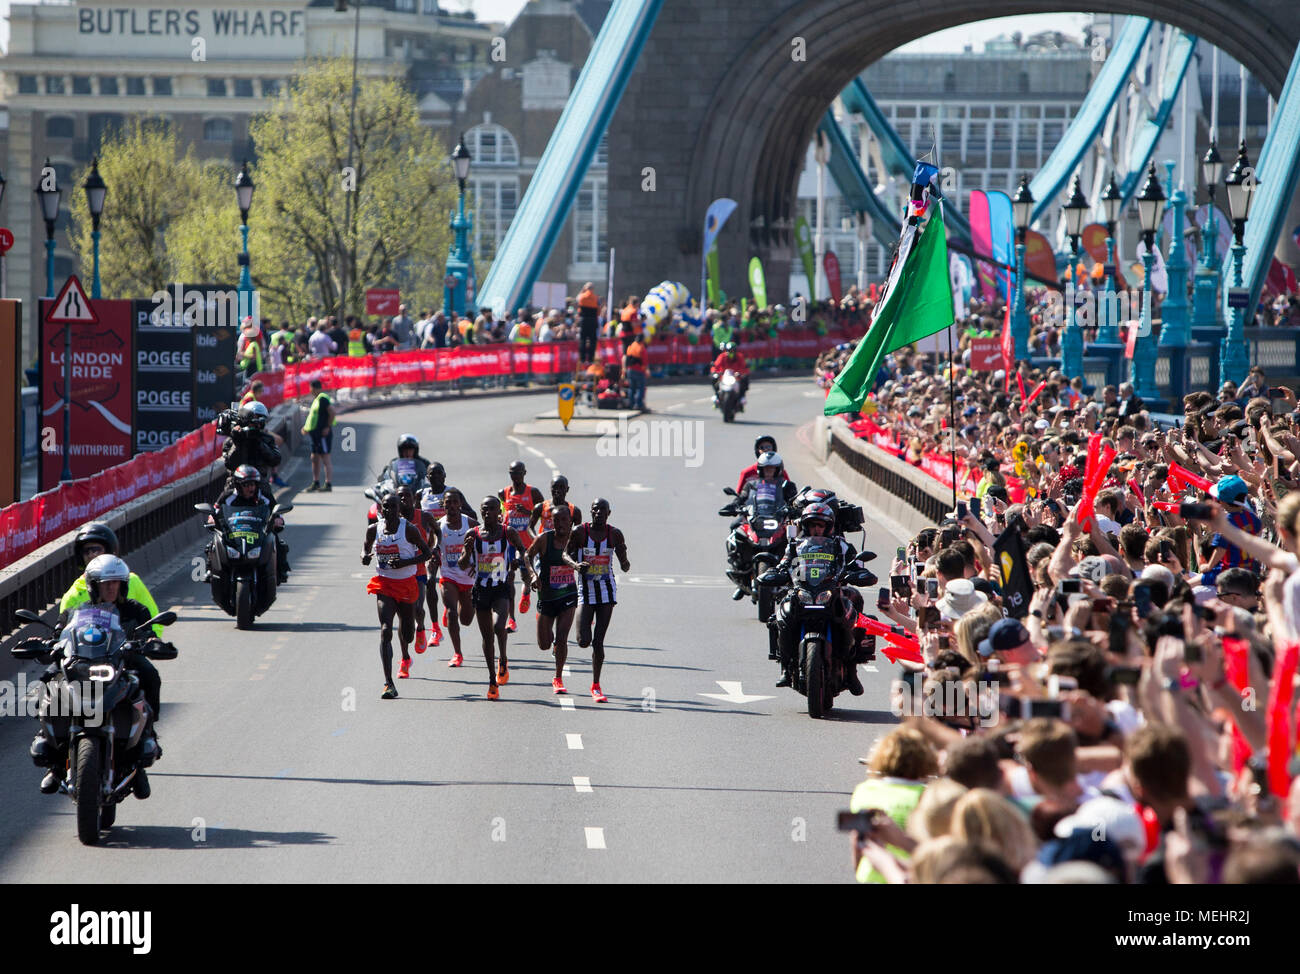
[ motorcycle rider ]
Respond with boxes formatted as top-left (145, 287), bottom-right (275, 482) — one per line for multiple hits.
top-left (59, 522), bottom-right (163, 639)
top-left (213, 464), bottom-right (290, 584)
top-left (711, 342), bottom-right (750, 409)
top-left (769, 502), bottom-right (866, 696)
top-left (722, 452), bottom-right (797, 601)
top-left (736, 435), bottom-right (792, 494)
top-left (377, 434), bottom-right (431, 490)
top-left (31, 555), bottom-right (175, 797)
top-left (217, 401), bottom-right (281, 507)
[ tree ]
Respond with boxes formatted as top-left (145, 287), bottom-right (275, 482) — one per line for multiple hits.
top-left (168, 160), bottom-right (246, 296)
top-left (248, 59), bottom-right (459, 323)
top-left (66, 118), bottom-right (199, 298)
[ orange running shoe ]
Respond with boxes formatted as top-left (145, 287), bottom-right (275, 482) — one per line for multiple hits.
top-left (430, 624), bottom-right (443, 647)
top-left (487, 684), bottom-right (499, 700)
top-left (497, 662), bottom-right (510, 684)
top-left (415, 630), bottom-right (427, 654)
top-left (506, 618), bottom-right (517, 633)
top-left (591, 683), bottom-right (607, 703)
top-left (448, 652), bottom-right (463, 668)
top-left (398, 658), bottom-right (411, 679)
top-left (519, 590), bottom-right (531, 613)
top-left (552, 677), bottom-right (567, 694)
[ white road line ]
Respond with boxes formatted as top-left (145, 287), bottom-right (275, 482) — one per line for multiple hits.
top-left (585, 827), bottom-right (606, 850)
top-left (862, 664), bottom-right (879, 673)
top-left (566, 733), bottom-right (584, 750)
top-left (544, 457), bottom-right (559, 470)
top-left (692, 396), bottom-right (712, 403)
top-left (506, 435), bottom-right (526, 447)
top-left (573, 776), bottom-right (593, 793)
top-left (665, 402), bottom-right (684, 411)
top-left (563, 664), bottom-right (571, 677)
top-left (256, 664), bottom-right (271, 671)
top-left (525, 446), bottom-right (545, 458)
top-left (559, 697), bottom-right (576, 710)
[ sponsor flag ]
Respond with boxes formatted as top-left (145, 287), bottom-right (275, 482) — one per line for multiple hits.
top-left (748, 257), bottom-right (768, 308)
top-left (701, 198), bottom-right (737, 308)
top-left (794, 217), bottom-right (817, 301)
top-left (993, 517), bottom-right (1034, 619)
top-left (824, 251), bottom-right (842, 305)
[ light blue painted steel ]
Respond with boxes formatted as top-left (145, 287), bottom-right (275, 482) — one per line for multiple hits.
top-left (1222, 40), bottom-right (1300, 319)
top-left (816, 111), bottom-right (901, 248)
top-left (1029, 17), bottom-right (1152, 222)
top-left (1117, 30), bottom-right (1199, 204)
top-left (477, 0), bottom-right (664, 317)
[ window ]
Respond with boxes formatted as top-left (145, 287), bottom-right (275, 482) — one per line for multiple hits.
top-left (72, 77), bottom-right (93, 95)
top-left (895, 105), bottom-right (916, 118)
top-left (46, 76), bottom-right (66, 95)
top-left (204, 118), bottom-right (233, 142)
top-left (127, 77), bottom-right (146, 96)
top-left (422, 0), bottom-right (438, 12)
top-left (572, 177), bottom-right (606, 265)
top-left (153, 77), bottom-right (173, 96)
top-left (46, 117), bottom-right (75, 139)
top-left (260, 78), bottom-right (281, 97)
top-left (593, 134), bottom-right (608, 167)
top-left (18, 75), bottom-right (39, 95)
top-left (235, 79), bottom-right (254, 98)
top-left (88, 113), bottom-right (125, 148)
top-left (469, 175), bottom-right (519, 261)
top-left (99, 76), bottom-right (119, 96)
top-left (465, 123), bottom-right (519, 166)
top-left (208, 79), bottom-right (228, 97)
top-left (395, 0), bottom-right (415, 10)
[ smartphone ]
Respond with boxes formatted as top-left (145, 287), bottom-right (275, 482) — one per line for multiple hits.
top-left (939, 634), bottom-right (951, 651)
top-left (1132, 584), bottom-right (1154, 619)
top-left (970, 496), bottom-right (982, 519)
top-left (1269, 387), bottom-right (1289, 399)
top-left (921, 606), bottom-right (941, 630)
top-left (890, 625), bottom-right (908, 636)
top-left (1024, 698), bottom-right (1067, 720)
top-left (836, 810), bottom-right (876, 834)
top-left (1108, 613), bottom-right (1131, 657)
top-left (1179, 502), bottom-right (1213, 520)
top-left (1183, 642), bottom-right (1203, 664)
top-left (1107, 665), bottom-right (1143, 686)
top-left (877, 587), bottom-right (891, 610)
top-left (1048, 675), bottom-right (1077, 698)
top-left (891, 575), bottom-right (912, 597)
top-left (1058, 578), bottom-right (1082, 595)
top-left (927, 578), bottom-right (940, 600)
top-left (896, 546), bottom-right (906, 562)
top-left (1092, 598), bottom-right (1111, 613)
top-left (956, 500), bottom-right (968, 520)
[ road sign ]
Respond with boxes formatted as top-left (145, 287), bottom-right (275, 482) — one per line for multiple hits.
top-left (0, 228), bottom-right (13, 254)
top-left (557, 383), bottom-right (575, 429)
top-left (46, 275), bottom-right (99, 325)
top-left (365, 288), bottom-right (400, 316)
top-left (1227, 287), bottom-right (1252, 310)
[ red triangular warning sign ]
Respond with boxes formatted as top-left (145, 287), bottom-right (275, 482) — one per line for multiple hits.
top-left (46, 275), bottom-right (99, 325)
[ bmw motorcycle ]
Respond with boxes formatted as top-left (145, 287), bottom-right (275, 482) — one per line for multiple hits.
top-left (760, 544), bottom-right (877, 718)
top-left (197, 501), bottom-right (292, 629)
top-left (364, 459), bottom-right (424, 523)
top-left (720, 482), bottom-right (791, 622)
top-left (716, 369), bottom-right (742, 423)
top-left (11, 606), bottom-right (177, 845)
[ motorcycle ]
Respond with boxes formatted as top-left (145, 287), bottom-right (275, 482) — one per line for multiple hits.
top-left (716, 369), bottom-right (742, 422)
top-left (364, 460), bottom-right (423, 523)
top-left (719, 483), bottom-right (791, 622)
top-left (11, 606), bottom-right (177, 845)
top-left (760, 544), bottom-right (877, 718)
top-left (196, 501), bottom-right (293, 629)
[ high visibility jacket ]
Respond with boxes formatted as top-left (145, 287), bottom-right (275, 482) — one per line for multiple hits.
top-left (60, 573), bottom-right (163, 637)
top-left (512, 322), bottom-right (533, 343)
top-left (348, 329), bottom-right (367, 356)
top-left (239, 338), bottom-right (263, 372)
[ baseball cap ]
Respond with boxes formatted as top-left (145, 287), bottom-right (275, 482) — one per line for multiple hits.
top-left (1210, 474), bottom-right (1249, 506)
top-left (1034, 418), bottom-right (1050, 430)
top-left (963, 405), bottom-right (978, 417)
top-left (977, 618), bottom-right (1031, 658)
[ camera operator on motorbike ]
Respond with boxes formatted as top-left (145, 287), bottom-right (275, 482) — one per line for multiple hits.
top-left (30, 555), bottom-right (175, 797)
top-left (769, 503), bottom-right (868, 695)
top-left (217, 401), bottom-right (281, 507)
top-left (736, 435), bottom-right (792, 494)
top-left (711, 342), bottom-right (750, 410)
top-left (213, 465), bottom-right (291, 584)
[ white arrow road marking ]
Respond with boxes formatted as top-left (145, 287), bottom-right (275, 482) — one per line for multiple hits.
top-left (698, 681), bottom-right (776, 704)
top-left (585, 827), bottom-right (606, 849)
top-left (573, 777), bottom-right (593, 793)
top-left (566, 734), bottom-right (583, 750)
top-left (618, 483), bottom-right (654, 492)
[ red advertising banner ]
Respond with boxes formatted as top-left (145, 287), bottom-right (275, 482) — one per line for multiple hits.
top-left (824, 251), bottom-right (843, 305)
top-left (365, 289), bottom-right (401, 316)
top-left (970, 336), bottom-right (1002, 371)
top-left (39, 299), bottom-right (135, 491)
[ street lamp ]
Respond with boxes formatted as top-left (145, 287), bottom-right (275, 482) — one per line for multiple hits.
top-left (1220, 139), bottom-right (1258, 387)
top-left (1010, 173), bottom-right (1034, 360)
top-left (234, 160), bottom-right (255, 323)
top-left (1193, 140), bottom-right (1224, 328)
top-left (444, 134), bottom-right (474, 316)
top-left (1132, 162), bottom-right (1165, 400)
top-left (1061, 173), bottom-right (1090, 378)
top-left (856, 212), bottom-right (871, 292)
top-left (82, 158), bottom-right (107, 299)
top-left (1096, 172), bottom-right (1123, 343)
top-left (813, 131), bottom-right (831, 303)
top-left (35, 157), bottom-right (62, 299)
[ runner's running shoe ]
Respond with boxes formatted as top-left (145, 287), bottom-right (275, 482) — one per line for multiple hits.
top-left (591, 683), bottom-right (607, 703)
top-left (398, 658), bottom-right (411, 679)
top-left (497, 663), bottom-right (510, 685)
top-left (519, 590), bottom-right (530, 613)
top-left (415, 630), bottom-right (427, 654)
top-left (448, 653), bottom-right (463, 668)
top-left (506, 618), bottom-right (517, 633)
top-left (486, 684), bottom-right (499, 701)
top-left (382, 683), bottom-right (398, 700)
top-left (552, 677), bottom-right (567, 694)
top-left (430, 624), bottom-right (443, 647)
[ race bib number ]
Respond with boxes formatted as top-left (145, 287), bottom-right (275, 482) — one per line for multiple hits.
top-left (509, 513), bottom-right (530, 532)
top-left (585, 554), bottom-right (611, 576)
top-left (478, 551), bottom-right (506, 580)
top-left (445, 543), bottom-right (463, 559)
top-left (549, 565), bottom-right (575, 588)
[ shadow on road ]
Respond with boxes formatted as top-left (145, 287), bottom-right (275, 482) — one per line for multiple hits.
top-left (99, 825), bottom-right (334, 850)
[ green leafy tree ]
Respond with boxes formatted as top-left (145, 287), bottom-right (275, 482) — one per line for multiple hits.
top-left (66, 117), bottom-right (199, 298)
top-left (168, 159), bottom-right (242, 290)
top-left (248, 59), bottom-right (458, 323)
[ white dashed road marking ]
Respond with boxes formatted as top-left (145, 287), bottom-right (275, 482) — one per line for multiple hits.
top-left (544, 458), bottom-right (558, 470)
top-left (566, 734), bottom-right (584, 750)
top-left (526, 446), bottom-right (545, 458)
top-left (585, 827), bottom-right (606, 849)
top-left (506, 435), bottom-right (526, 447)
top-left (573, 777), bottom-right (593, 793)
top-left (559, 697), bottom-right (575, 710)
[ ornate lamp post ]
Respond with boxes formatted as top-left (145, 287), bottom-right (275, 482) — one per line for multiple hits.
top-left (82, 158), bottom-right (107, 299)
top-left (1132, 162), bottom-right (1165, 400)
top-left (1060, 174), bottom-right (1090, 378)
top-left (1192, 141), bottom-right (1224, 328)
top-left (1220, 140), bottom-right (1258, 388)
top-left (1010, 174), bottom-right (1035, 360)
top-left (1095, 173), bottom-right (1123, 343)
top-left (35, 157), bottom-right (61, 299)
top-left (1158, 160), bottom-right (1189, 346)
top-left (235, 160), bottom-right (256, 323)
top-left (443, 134), bottom-right (474, 316)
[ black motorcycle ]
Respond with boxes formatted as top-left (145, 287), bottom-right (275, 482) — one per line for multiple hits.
top-left (720, 484), bottom-right (791, 622)
top-left (197, 501), bottom-right (292, 629)
top-left (761, 542), bottom-right (876, 718)
top-left (12, 606), bottom-right (177, 845)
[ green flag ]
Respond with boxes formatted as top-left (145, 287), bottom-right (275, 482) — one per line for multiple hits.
top-left (794, 217), bottom-right (817, 301)
top-left (824, 205), bottom-right (954, 416)
top-left (748, 257), bottom-right (768, 308)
